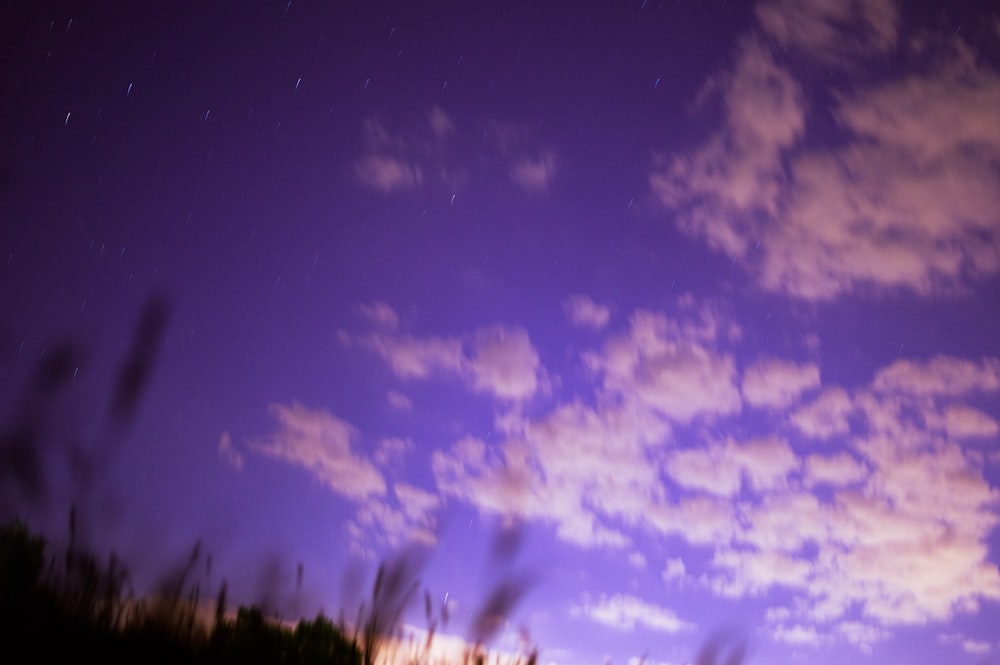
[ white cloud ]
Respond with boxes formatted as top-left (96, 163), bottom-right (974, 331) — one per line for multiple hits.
top-left (650, 38), bottom-right (805, 258)
top-left (427, 105), bottom-right (455, 138)
top-left (562, 294), bottom-right (611, 330)
top-left (349, 490), bottom-right (438, 549)
top-left (755, 0), bottom-right (898, 64)
top-left (942, 404), bottom-right (999, 439)
top-left (872, 356), bottom-right (1000, 397)
top-left (836, 621), bottom-right (888, 650)
top-left (644, 496), bottom-right (739, 546)
top-left (664, 437), bottom-right (798, 497)
top-left (467, 326), bottom-right (542, 401)
top-left (572, 594), bottom-right (693, 634)
top-left (628, 551), bottom-right (647, 569)
top-left (349, 305), bottom-right (543, 402)
top-left (586, 309), bottom-right (742, 422)
top-left (354, 154), bottom-right (422, 192)
top-left (652, 27), bottom-right (1000, 300)
top-left (395, 482), bottom-right (441, 525)
top-left (835, 38), bottom-right (1000, 164)
top-left (358, 301), bottom-right (400, 329)
top-left (254, 402), bottom-right (386, 501)
top-left (354, 111), bottom-right (560, 196)
top-left (790, 387), bottom-right (854, 439)
top-left (434, 400), bottom-right (669, 548)
top-left (218, 431), bottom-right (244, 471)
top-left (488, 121), bottom-right (560, 194)
top-left (742, 358), bottom-right (820, 409)
top-left (710, 547), bottom-right (813, 596)
top-left (386, 390), bottom-right (413, 411)
top-left (730, 437), bottom-right (800, 492)
top-left (664, 445), bottom-right (743, 497)
top-left (962, 639), bottom-right (992, 655)
top-left (510, 151), bottom-right (558, 191)
top-left (374, 436), bottom-right (413, 466)
top-left (341, 298), bottom-right (1000, 650)
top-left (359, 332), bottom-right (465, 380)
top-left (803, 452), bottom-right (868, 487)
top-left (768, 623), bottom-right (823, 646)
top-left (662, 558), bottom-right (686, 582)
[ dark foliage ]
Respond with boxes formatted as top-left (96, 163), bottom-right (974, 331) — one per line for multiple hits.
top-left (0, 519), bottom-right (361, 665)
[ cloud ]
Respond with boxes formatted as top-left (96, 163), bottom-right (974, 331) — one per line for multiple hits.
top-left (871, 356), bottom-right (1000, 397)
top-left (768, 623), bottom-right (823, 647)
top-left (509, 151), bottom-right (558, 191)
top-left (651, 38), bottom-right (805, 259)
top-left (664, 445), bottom-right (743, 497)
top-left (386, 390), bottom-right (413, 411)
top-left (962, 640), bottom-right (991, 655)
top-left (359, 301), bottom-right (400, 329)
top-left (664, 438), bottom-right (799, 497)
top-left (572, 594), bottom-right (693, 634)
top-left (789, 387), bottom-right (854, 439)
top-left (254, 402), bottom-right (386, 501)
top-left (374, 436), bottom-right (413, 466)
top-left (942, 404), bottom-right (999, 439)
top-left (939, 631), bottom-right (994, 655)
top-left (562, 294), bottom-right (611, 330)
top-left (433, 399), bottom-right (669, 548)
top-left (467, 326), bottom-right (542, 401)
top-left (755, 0), bottom-right (898, 64)
top-left (218, 431), bottom-right (244, 471)
top-left (360, 332), bottom-right (465, 380)
top-left (354, 110), bottom-right (559, 196)
top-left (644, 496), bottom-right (740, 546)
top-left (741, 358), bottom-right (821, 409)
top-left (627, 551), bottom-right (647, 569)
top-left (427, 105), bottom-right (455, 138)
top-left (348, 492), bottom-right (438, 550)
top-left (651, 28), bottom-right (1000, 300)
top-left (354, 154), bottom-right (422, 192)
top-left (803, 452), bottom-right (868, 487)
top-left (836, 621), bottom-right (889, 651)
top-left (347, 304), bottom-right (544, 402)
top-left (340, 297), bottom-right (1000, 650)
top-left (488, 121), bottom-right (561, 193)
top-left (654, 349), bottom-right (1000, 634)
top-left (662, 558), bottom-right (686, 582)
top-left (585, 309), bottom-right (742, 422)
top-left (353, 110), bottom-right (457, 193)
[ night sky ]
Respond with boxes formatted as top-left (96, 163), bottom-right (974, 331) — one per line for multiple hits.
top-left (3, 1), bottom-right (1000, 664)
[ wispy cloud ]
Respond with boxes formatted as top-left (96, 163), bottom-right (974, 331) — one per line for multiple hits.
top-left (253, 402), bottom-right (386, 501)
top-left (651, 3), bottom-right (1000, 300)
top-left (345, 303), bottom-right (544, 402)
top-left (571, 594), bottom-right (693, 634)
top-left (353, 109), bottom-right (558, 195)
top-left (789, 387), bottom-right (854, 439)
top-left (359, 300), bottom-right (401, 330)
top-left (348, 482), bottom-right (440, 550)
top-left (509, 151), bottom-right (558, 191)
top-left (218, 431), bottom-right (244, 471)
top-left (354, 154), bottom-right (422, 192)
top-left (386, 390), bottom-right (413, 411)
top-left (741, 357), bottom-right (820, 409)
top-left (562, 294), bottom-right (611, 330)
top-left (755, 0), bottom-right (898, 65)
top-left (584, 309), bottom-right (742, 422)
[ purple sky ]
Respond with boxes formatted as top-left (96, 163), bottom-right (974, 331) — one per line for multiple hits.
top-left (3, 1), bottom-right (1000, 664)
